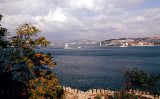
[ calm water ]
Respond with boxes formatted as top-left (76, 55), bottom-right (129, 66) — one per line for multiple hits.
top-left (41, 46), bottom-right (160, 91)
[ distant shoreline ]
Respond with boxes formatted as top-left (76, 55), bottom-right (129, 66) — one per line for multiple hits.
top-left (45, 45), bottom-right (160, 50)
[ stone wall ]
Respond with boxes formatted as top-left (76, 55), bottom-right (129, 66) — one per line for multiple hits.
top-left (62, 86), bottom-right (160, 99)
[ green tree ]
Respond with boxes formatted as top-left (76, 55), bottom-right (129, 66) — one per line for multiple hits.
top-left (0, 14), bottom-right (28, 99)
top-left (0, 15), bottom-right (63, 98)
top-left (0, 14), bottom-right (9, 48)
top-left (11, 23), bottom-right (64, 98)
top-left (123, 68), bottom-right (160, 95)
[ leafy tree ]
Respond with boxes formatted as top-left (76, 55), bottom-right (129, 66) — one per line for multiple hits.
top-left (0, 14), bottom-right (9, 48)
top-left (123, 68), bottom-right (160, 95)
top-left (0, 14), bottom-right (63, 98)
top-left (0, 14), bottom-right (27, 99)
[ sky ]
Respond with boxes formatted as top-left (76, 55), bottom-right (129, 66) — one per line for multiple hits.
top-left (0, 0), bottom-right (160, 41)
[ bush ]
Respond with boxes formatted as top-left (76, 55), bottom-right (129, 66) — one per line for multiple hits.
top-left (123, 68), bottom-right (160, 95)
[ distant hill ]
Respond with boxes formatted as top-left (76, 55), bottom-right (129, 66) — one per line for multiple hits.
top-left (101, 37), bottom-right (160, 46)
top-left (50, 39), bottom-right (99, 47)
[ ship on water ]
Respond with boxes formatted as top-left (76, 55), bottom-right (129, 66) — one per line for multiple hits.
top-left (120, 43), bottom-right (128, 47)
top-left (64, 43), bottom-right (70, 49)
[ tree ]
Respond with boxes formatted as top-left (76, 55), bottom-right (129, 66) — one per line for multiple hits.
top-left (123, 68), bottom-right (160, 95)
top-left (0, 14), bottom-right (27, 99)
top-left (0, 14), bottom-right (9, 48)
top-left (0, 15), bottom-right (63, 98)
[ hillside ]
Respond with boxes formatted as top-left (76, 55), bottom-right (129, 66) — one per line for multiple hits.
top-left (101, 37), bottom-right (160, 46)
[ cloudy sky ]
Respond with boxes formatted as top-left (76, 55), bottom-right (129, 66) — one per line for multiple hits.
top-left (0, 0), bottom-right (160, 41)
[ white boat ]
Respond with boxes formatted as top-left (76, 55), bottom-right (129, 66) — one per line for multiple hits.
top-left (99, 42), bottom-right (102, 47)
top-left (120, 44), bottom-right (128, 47)
top-left (64, 43), bottom-right (70, 49)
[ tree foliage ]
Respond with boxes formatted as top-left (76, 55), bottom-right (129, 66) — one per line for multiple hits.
top-left (0, 14), bottom-right (9, 48)
top-left (0, 14), bottom-right (63, 98)
top-left (123, 68), bottom-right (160, 95)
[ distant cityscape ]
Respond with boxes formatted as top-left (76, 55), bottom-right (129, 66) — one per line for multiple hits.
top-left (50, 39), bottom-right (99, 48)
top-left (49, 37), bottom-right (160, 48)
top-left (101, 37), bottom-right (160, 47)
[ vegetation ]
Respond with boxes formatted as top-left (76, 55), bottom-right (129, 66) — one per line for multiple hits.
top-left (94, 95), bottom-right (101, 99)
top-left (1, 13), bottom-right (160, 98)
top-left (0, 14), bottom-right (9, 48)
top-left (0, 14), bottom-right (63, 98)
top-left (123, 68), bottom-right (160, 95)
top-left (113, 91), bottom-right (138, 99)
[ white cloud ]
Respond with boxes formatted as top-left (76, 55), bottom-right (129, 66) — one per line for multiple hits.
top-left (1, 0), bottom-right (160, 40)
top-left (45, 8), bottom-right (67, 22)
top-left (35, 8), bottom-right (67, 22)
top-left (68, 0), bottom-right (94, 9)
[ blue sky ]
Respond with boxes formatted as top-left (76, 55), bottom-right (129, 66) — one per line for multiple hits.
top-left (142, 0), bottom-right (160, 9)
top-left (0, 0), bottom-right (160, 41)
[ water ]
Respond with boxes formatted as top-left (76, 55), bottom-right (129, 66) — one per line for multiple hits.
top-left (41, 46), bottom-right (160, 91)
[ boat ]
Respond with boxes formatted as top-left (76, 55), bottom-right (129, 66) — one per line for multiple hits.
top-left (120, 44), bottom-right (128, 47)
top-left (99, 42), bottom-right (102, 47)
top-left (64, 43), bottom-right (70, 49)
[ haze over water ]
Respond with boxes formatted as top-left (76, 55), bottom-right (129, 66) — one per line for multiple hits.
top-left (41, 46), bottom-right (160, 91)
